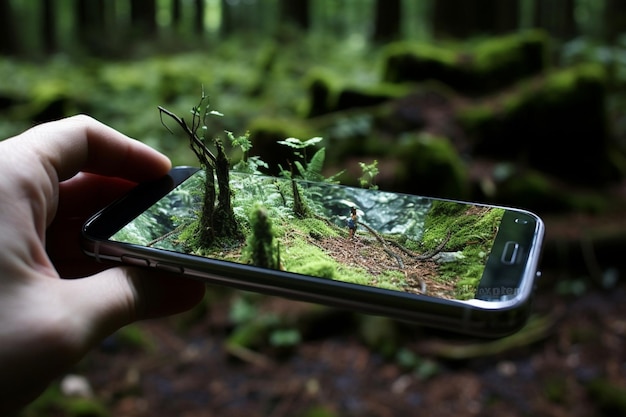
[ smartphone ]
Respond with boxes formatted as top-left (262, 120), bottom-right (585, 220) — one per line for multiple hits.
top-left (82, 167), bottom-right (544, 337)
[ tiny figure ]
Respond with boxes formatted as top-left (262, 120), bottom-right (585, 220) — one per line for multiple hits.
top-left (347, 207), bottom-right (358, 239)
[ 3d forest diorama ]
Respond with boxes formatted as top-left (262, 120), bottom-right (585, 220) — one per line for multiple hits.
top-left (4, 1), bottom-right (626, 416)
top-left (110, 94), bottom-right (505, 303)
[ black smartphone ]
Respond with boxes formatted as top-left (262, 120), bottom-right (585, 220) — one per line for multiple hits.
top-left (82, 167), bottom-right (544, 337)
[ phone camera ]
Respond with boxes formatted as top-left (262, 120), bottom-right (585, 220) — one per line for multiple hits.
top-left (514, 218), bottom-right (529, 225)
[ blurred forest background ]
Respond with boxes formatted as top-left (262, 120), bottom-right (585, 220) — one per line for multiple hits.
top-left (5, 1), bottom-right (626, 416)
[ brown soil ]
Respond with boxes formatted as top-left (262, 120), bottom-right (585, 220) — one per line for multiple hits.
top-left (310, 234), bottom-right (451, 298)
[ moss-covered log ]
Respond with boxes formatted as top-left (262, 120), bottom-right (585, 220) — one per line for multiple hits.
top-left (382, 30), bottom-right (550, 96)
top-left (459, 64), bottom-right (622, 185)
top-left (304, 67), bottom-right (414, 117)
top-left (390, 133), bottom-right (469, 198)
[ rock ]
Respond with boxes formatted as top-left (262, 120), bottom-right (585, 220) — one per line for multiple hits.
top-left (60, 374), bottom-right (93, 398)
top-left (432, 251), bottom-right (465, 263)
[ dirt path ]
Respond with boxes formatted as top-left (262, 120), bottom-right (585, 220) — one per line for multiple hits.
top-left (309, 233), bottom-right (458, 299)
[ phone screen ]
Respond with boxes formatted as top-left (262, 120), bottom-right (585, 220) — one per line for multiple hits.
top-left (106, 169), bottom-right (539, 304)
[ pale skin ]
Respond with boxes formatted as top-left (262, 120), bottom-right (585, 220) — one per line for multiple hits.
top-left (0, 115), bottom-right (206, 413)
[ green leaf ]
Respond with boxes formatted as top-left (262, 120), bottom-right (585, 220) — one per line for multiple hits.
top-left (277, 137), bottom-right (304, 149)
top-left (306, 147), bottom-right (326, 181)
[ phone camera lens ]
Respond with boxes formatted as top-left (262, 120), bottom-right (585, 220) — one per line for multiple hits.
top-left (514, 218), bottom-right (529, 225)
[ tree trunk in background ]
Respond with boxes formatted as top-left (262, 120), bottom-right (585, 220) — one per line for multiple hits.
top-left (220, 0), bottom-right (234, 36)
top-left (171, 0), bottom-right (182, 32)
top-left (533, 0), bottom-right (576, 41)
top-left (604, 0), bottom-right (626, 44)
top-left (130, 0), bottom-right (157, 36)
top-left (42, 0), bottom-right (57, 54)
top-left (279, 0), bottom-right (310, 30)
top-left (194, 0), bottom-right (205, 35)
top-left (76, 0), bottom-right (106, 54)
top-left (372, 0), bottom-right (402, 43)
top-left (0, 1), bottom-right (20, 55)
top-left (433, 0), bottom-right (519, 38)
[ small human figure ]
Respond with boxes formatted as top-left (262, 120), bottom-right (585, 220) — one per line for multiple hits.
top-left (347, 207), bottom-right (358, 239)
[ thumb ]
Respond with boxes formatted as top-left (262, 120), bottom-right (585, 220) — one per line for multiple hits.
top-left (1, 268), bottom-right (205, 412)
top-left (67, 267), bottom-right (206, 346)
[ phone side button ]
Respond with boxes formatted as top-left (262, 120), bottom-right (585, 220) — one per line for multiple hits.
top-left (501, 241), bottom-right (520, 265)
top-left (156, 262), bottom-right (184, 274)
top-left (121, 255), bottom-right (150, 267)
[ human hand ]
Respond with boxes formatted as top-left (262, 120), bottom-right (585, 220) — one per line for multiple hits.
top-left (0, 115), bottom-right (205, 412)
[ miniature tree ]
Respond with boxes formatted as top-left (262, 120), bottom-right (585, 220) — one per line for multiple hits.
top-left (291, 178), bottom-right (310, 219)
top-left (158, 92), bottom-right (242, 249)
top-left (244, 205), bottom-right (279, 269)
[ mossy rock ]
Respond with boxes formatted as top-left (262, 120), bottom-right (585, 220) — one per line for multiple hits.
top-left (304, 67), bottom-right (415, 117)
top-left (382, 42), bottom-right (467, 91)
top-left (333, 82), bottom-right (414, 113)
top-left (492, 169), bottom-right (609, 213)
top-left (470, 30), bottom-right (549, 93)
top-left (246, 117), bottom-right (315, 176)
top-left (391, 133), bottom-right (468, 198)
top-left (460, 64), bottom-right (620, 185)
top-left (304, 67), bottom-right (343, 117)
top-left (382, 30), bottom-right (550, 96)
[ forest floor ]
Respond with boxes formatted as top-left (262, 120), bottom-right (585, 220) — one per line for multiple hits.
top-left (24, 210), bottom-right (626, 417)
top-left (311, 234), bottom-right (447, 297)
top-left (71, 266), bottom-right (626, 417)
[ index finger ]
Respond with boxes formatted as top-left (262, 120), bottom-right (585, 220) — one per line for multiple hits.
top-left (18, 114), bottom-right (172, 182)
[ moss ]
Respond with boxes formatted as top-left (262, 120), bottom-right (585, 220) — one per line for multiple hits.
top-left (304, 67), bottom-right (343, 117)
top-left (358, 315), bottom-right (399, 358)
top-left (543, 376), bottom-right (567, 403)
top-left (422, 202), bottom-right (505, 299)
top-left (21, 384), bottom-right (110, 417)
top-left (247, 116), bottom-right (315, 176)
top-left (382, 30), bottom-right (550, 96)
top-left (334, 82), bottom-right (414, 113)
top-left (459, 64), bottom-right (618, 186)
top-left (305, 64), bottom-right (415, 116)
top-left (382, 41), bottom-right (466, 91)
top-left (586, 379), bottom-right (626, 416)
top-left (292, 259), bottom-right (337, 279)
top-left (393, 133), bottom-right (468, 199)
top-left (471, 30), bottom-right (550, 93)
top-left (242, 204), bottom-right (279, 269)
top-left (114, 324), bottom-right (156, 353)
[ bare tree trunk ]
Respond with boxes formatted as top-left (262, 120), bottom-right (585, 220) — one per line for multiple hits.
top-left (171, 0), bottom-right (182, 32)
top-left (194, 0), bottom-right (205, 35)
top-left (76, 0), bottom-right (107, 55)
top-left (533, 0), bottom-right (576, 41)
top-left (433, 0), bottom-right (519, 38)
top-left (604, 0), bottom-right (626, 44)
top-left (0, 0), bottom-right (19, 56)
top-left (279, 0), bottom-right (310, 30)
top-left (199, 166), bottom-right (216, 247)
top-left (42, 0), bottom-right (57, 54)
top-left (130, 0), bottom-right (157, 36)
top-left (220, 0), bottom-right (234, 36)
top-left (213, 138), bottom-right (242, 239)
top-left (372, 0), bottom-right (402, 43)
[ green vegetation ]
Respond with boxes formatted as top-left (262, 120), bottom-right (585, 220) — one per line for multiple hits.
top-left (243, 204), bottom-right (280, 269)
top-left (459, 63), bottom-right (619, 186)
top-left (382, 30), bottom-right (550, 96)
top-left (422, 200), bottom-right (505, 299)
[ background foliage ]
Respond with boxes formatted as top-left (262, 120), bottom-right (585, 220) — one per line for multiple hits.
top-left (5, 1), bottom-right (626, 416)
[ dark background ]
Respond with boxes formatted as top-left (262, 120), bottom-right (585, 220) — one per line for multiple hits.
top-left (4, 1), bottom-right (626, 416)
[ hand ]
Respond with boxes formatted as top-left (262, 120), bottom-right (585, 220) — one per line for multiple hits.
top-left (0, 115), bottom-right (206, 412)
